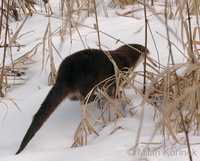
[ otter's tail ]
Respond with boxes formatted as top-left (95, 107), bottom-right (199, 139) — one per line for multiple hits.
top-left (16, 81), bottom-right (69, 154)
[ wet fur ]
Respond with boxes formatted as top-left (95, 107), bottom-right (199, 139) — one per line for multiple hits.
top-left (16, 44), bottom-right (149, 154)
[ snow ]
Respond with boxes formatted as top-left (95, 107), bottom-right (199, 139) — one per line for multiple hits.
top-left (0, 1), bottom-right (199, 161)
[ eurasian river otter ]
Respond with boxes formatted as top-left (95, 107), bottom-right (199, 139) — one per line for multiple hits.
top-left (16, 44), bottom-right (149, 154)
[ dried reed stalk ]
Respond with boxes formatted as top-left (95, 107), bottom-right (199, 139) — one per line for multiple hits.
top-left (47, 3), bottom-right (57, 86)
top-left (0, 0), bottom-right (10, 97)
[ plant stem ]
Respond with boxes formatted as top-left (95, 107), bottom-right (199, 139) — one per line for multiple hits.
top-left (0, 0), bottom-right (10, 97)
top-left (143, 0), bottom-right (148, 93)
top-left (93, 0), bottom-right (101, 49)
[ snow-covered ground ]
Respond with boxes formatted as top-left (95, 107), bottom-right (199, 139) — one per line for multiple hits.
top-left (0, 1), bottom-right (200, 161)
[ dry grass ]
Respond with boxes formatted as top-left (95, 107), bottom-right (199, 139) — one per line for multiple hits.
top-left (72, 67), bottom-right (139, 147)
top-left (69, 1), bottom-right (200, 161)
top-left (0, 0), bottom-right (40, 114)
top-left (0, 1), bottom-right (200, 160)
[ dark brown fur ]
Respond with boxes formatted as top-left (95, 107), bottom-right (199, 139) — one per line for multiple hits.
top-left (16, 44), bottom-right (149, 154)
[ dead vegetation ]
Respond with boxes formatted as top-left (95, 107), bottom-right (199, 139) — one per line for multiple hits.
top-left (0, 0), bottom-right (200, 160)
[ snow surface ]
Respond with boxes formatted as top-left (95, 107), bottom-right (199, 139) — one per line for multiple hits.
top-left (0, 1), bottom-right (200, 161)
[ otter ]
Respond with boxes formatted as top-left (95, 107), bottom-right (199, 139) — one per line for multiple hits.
top-left (15, 44), bottom-right (149, 154)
